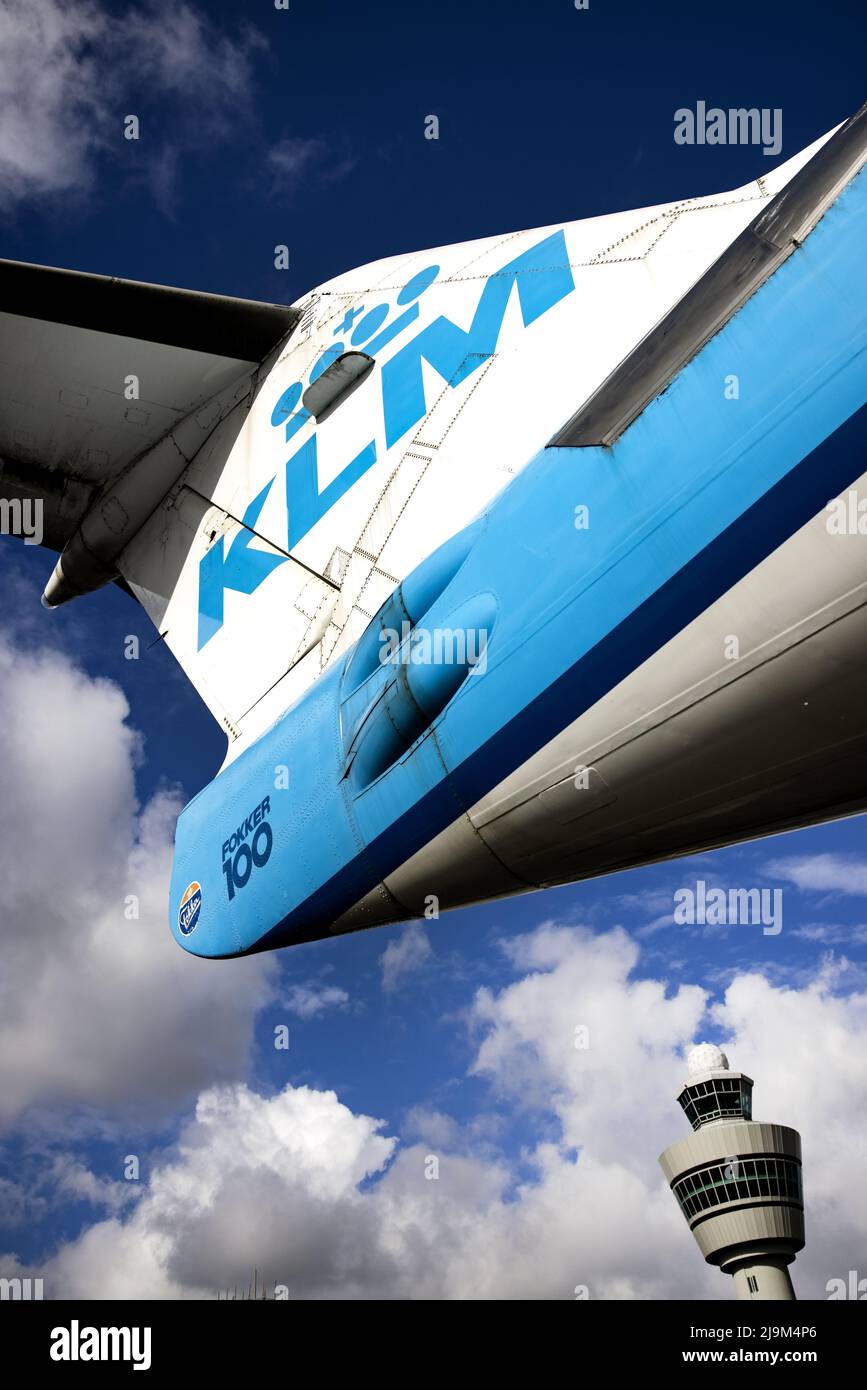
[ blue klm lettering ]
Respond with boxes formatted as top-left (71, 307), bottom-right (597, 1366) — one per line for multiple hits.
top-left (197, 229), bottom-right (574, 646)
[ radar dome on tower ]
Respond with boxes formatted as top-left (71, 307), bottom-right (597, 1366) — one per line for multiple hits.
top-left (687, 1043), bottom-right (729, 1076)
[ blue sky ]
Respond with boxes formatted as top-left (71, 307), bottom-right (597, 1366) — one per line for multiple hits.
top-left (0, 0), bottom-right (865, 1301)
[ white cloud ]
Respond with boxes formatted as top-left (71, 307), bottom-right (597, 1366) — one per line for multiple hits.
top-left (121, 2), bottom-right (261, 113)
top-left (0, 0), bottom-right (264, 212)
top-left (793, 923), bottom-right (867, 945)
top-left (0, 650), bottom-right (862, 1307)
top-left (266, 134), bottom-right (356, 200)
top-left (0, 1176), bottom-right (46, 1226)
top-left (0, 0), bottom-right (106, 206)
top-left (379, 923), bottom-right (432, 993)
top-left (0, 630), bottom-right (275, 1129)
top-left (402, 1106), bottom-right (461, 1149)
top-left (47, 1157), bottom-right (135, 1215)
top-left (281, 982), bottom-right (349, 1020)
top-left (9, 922), bottom-right (864, 1300)
top-left (30, 1083), bottom-right (399, 1299)
top-left (766, 853), bottom-right (867, 895)
top-left (470, 923), bottom-right (707, 1162)
top-left (267, 137), bottom-right (325, 187)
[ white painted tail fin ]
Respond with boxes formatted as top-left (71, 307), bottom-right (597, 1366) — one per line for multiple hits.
top-left (1, 131), bottom-right (835, 758)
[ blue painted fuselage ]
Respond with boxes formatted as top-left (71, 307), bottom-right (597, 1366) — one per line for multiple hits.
top-left (170, 168), bottom-right (867, 958)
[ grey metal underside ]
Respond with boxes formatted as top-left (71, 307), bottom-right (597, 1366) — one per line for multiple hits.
top-left (0, 262), bottom-right (299, 552)
top-left (549, 100), bottom-right (867, 448)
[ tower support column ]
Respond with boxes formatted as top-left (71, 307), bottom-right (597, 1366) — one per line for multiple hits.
top-left (731, 1259), bottom-right (796, 1301)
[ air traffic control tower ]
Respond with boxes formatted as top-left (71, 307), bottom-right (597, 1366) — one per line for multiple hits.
top-left (659, 1044), bottom-right (804, 1300)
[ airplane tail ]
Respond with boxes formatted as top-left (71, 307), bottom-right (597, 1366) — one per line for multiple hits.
top-left (4, 106), bottom-right (867, 956)
top-left (3, 114), bottom-right (851, 755)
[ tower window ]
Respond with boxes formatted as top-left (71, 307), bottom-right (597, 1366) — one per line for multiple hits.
top-left (672, 1156), bottom-right (803, 1221)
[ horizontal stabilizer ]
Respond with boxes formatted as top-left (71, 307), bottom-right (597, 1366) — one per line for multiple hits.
top-left (0, 260), bottom-right (298, 551)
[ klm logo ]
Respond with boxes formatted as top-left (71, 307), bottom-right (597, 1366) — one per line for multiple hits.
top-left (197, 229), bottom-right (574, 648)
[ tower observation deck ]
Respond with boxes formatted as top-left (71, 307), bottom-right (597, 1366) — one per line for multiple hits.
top-left (659, 1043), bottom-right (804, 1301)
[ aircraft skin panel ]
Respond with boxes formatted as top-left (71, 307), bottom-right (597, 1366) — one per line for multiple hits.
top-left (119, 134), bottom-right (829, 751)
top-left (361, 479), bottom-right (867, 927)
top-left (5, 112), bottom-right (866, 961)
top-left (167, 147), bottom-right (867, 957)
